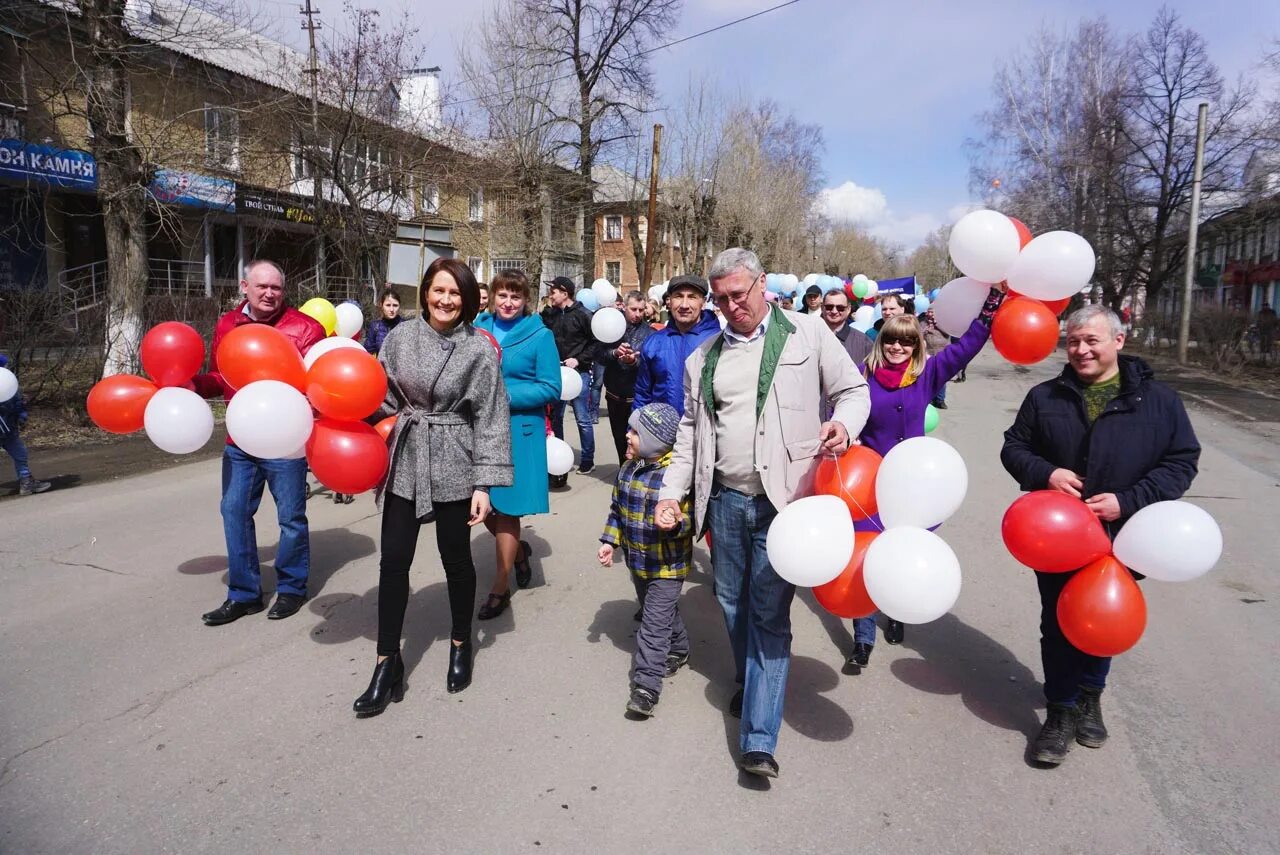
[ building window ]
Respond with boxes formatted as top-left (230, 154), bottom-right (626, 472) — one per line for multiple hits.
top-left (421, 182), bottom-right (439, 214)
top-left (605, 261), bottom-right (621, 284)
top-left (467, 256), bottom-right (484, 280)
top-left (204, 104), bottom-right (239, 170)
top-left (492, 258), bottom-right (527, 272)
top-left (469, 189), bottom-right (484, 222)
top-left (604, 215), bottom-right (623, 241)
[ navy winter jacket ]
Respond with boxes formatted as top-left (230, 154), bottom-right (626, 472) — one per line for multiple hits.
top-left (1001, 355), bottom-right (1200, 537)
top-left (632, 310), bottom-right (721, 415)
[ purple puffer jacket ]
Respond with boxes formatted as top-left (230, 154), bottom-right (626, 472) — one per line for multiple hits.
top-left (854, 316), bottom-right (994, 532)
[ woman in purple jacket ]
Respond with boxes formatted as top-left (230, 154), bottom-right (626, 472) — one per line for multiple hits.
top-left (845, 285), bottom-right (1005, 673)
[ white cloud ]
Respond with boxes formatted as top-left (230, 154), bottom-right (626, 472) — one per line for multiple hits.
top-left (818, 180), bottom-right (944, 248)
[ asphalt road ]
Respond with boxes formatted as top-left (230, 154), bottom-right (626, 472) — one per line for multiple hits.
top-left (1, 349), bottom-right (1276, 855)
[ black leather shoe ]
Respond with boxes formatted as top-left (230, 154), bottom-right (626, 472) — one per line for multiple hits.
top-left (477, 590), bottom-right (511, 621)
top-left (739, 751), bottom-right (779, 778)
top-left (729, 688), bottom-right (744, 718)
top-left (885, 620), bottom-right (905, 645)
top-left (515, 541), bottom-right (533, 589)
top-left (447, 640), bottom-right (473, 693)
top-left (845, 642), bottom-right (872, 672)
top-left (202, 598), bottom-right (264, 626)
top-left (626, 686), bottom-right (658, 717)
top-left (1076, 686), bottom-right (1108, 748)
top-left (353, 653), bottom-right (405, 717)
top-left (267, 593), bottom-right (306, 620)
top-left (1032, 703), bottom-right (1080, 765)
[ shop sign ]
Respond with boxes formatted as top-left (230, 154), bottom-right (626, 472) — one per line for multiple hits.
top-left (236, 187), bottom-right (316, 225)
top-left (0, 139), bottom-right (97, 191)
top-left (149, 168), bottom-right (236, 211)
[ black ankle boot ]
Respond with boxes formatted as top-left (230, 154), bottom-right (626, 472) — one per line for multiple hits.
top-left (353, 653), bottom-right (404, 717)
top-left (1032, 703), bottom-right (1079, 765)
top-left (1075, 686), bottom-right (1108, 748)
top-left (447, 640), bottom-right (473, 694)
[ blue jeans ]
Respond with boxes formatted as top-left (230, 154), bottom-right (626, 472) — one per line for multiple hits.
top-left (549, 369), bottom-right (594, 467)
top-left (590, 362), bottom-right (605, 415)
top-left (221, 444), bottom-right (310, 603)
top-left (707, 484), bottom-right (794, 756)
top-left (853, 614), bottom-right (878, 646)
top-left (1, 431), bottom-right (31, 479)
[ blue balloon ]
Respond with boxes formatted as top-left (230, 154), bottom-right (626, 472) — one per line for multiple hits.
top-left (872, 304), bottom-right (883, 322)
top-left (928, 288), bottom-right (940, 301)
top-left (914, 295), bottom-right (930, 314)
top-left (766, 274), bottom-right (782, 293)
top-left (578, 290), bottom-right (600, 312)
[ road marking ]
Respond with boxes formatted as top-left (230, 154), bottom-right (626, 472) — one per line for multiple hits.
top-left (1180, 391), bottom-right (1257, 422)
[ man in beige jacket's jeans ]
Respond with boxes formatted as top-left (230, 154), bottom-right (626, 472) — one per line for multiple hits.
top-left (656, 248), bottom-right (869, 779)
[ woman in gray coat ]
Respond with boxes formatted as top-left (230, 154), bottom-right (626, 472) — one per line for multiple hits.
top-left (354, 257), bottom-right (513, 717)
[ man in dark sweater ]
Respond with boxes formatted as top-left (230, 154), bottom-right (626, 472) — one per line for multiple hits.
top-left (601, 291), bottom-right (656, 463)
top-left (541, 276), bottom-right (597, 476)
top-left (1001, 304), bottom-right (1200, 767)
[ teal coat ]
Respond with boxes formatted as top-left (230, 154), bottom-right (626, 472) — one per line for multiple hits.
top-left (474, 312), bottom-right (562, 516)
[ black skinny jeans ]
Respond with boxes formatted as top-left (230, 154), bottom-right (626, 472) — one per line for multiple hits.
top-left (378, 494), bottom-right (475, 655)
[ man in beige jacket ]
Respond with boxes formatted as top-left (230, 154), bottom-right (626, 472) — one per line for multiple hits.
top-left (656, 248), bottom-right (870, 779)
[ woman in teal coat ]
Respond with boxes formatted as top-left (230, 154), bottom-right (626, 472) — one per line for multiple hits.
top-left (473, 269), bottom-right (563, 619)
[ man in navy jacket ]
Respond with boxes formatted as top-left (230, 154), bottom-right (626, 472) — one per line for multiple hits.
top-left (1002, 304), bottom-right (1200, 766)
top-left (633, 275), bottom-right (720, 416)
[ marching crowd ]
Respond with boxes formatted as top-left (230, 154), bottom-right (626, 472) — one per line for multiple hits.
top-left (98, 245), bottom-right (1198, 780)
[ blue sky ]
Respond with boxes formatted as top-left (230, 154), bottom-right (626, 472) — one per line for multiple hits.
top-left (250, 0), bottom-right (1278, 248)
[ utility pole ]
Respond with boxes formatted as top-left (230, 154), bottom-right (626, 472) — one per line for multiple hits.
top-left (301, 0), bottom-right (326, 293)
top-left (640, 124), bottom-right (662, 291)
top-left (1177, 102), bottom-right (1209, 365)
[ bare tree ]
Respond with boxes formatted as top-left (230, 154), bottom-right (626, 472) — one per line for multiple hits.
top-left (663, 74), bottom-right (727, 275)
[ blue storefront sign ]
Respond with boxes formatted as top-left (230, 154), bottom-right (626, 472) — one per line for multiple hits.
top-left (148, 168), bottom-right (236, 211)
top-left (0, 139), bottom-right (97, 191)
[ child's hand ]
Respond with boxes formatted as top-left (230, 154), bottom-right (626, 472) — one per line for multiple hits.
top-left (597, 544), bottom-right (614, 566)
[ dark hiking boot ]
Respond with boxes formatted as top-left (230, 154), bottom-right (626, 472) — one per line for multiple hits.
top-left (1076, 686), bottom-right (1108, 748)
top-left (19, 476), bottom-right (51, 496)
top-left (1032, 703), bottom-right (1080, 766)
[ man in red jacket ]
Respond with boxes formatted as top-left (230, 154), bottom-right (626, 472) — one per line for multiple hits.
top-left (191, 259), bottom-right (327, 626)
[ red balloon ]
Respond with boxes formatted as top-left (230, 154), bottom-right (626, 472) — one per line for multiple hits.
top-left (217, 324), bottom-right (306, 391)
top-left (305, 348), bottom-right (388, 421)
top-left (814, 531), bottom-right (879, 618)
top-left (1002, 490), bottom-right (1112, 572)
top-left (87, 374), bottom-right (157, 434)
top-left (991, 297), bottom-right (1060, 365)
top-left (1008, 290), bottom-right (1071, 317)
top-left (1009, 216), bottom-right (1033, 248)
top-left (476, 328), bottom-right (503, 362)
top-left (814, 445), bottom-right (881, 520)
top-left (1057, 556), bottom-right (1147, 657)
top-left (306, 417), bottom-right (389, 494)
top-left (374, 415), bottom-right (396, 441)
top-left (140, 322), bottom-right (206, 387)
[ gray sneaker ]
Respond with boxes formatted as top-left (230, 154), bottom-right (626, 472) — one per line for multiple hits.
top-left (19, 476), bottom-right (51, 496)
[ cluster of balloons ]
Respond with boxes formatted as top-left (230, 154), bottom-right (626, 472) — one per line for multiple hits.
top-left (766, 436), bottom-right (971, 626)
top-left (937, 210), bottom-right (1096, 364)
top-left (299, 297), bottom-right (363, 339)
top-left (87, 322), bottom-right (213, 454)
top-left (1002, 492), bottom-right (1222, 656)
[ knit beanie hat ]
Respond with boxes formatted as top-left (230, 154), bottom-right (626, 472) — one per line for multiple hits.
top-left (628, 402), bottom-right (680, 459)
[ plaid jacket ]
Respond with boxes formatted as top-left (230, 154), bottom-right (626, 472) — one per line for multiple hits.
top-left (600, 452), bottom-right (693, 580)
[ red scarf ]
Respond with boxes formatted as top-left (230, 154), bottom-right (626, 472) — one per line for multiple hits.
top-left (873, 359), bottom-right (916, 390)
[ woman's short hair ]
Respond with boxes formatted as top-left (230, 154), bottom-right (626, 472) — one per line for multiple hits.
top-left (489, 268), bottom-right (533, 314)
top-left (422, 257), bottom-right (481, 324)
top-left (866, 314), bottom-right (928, 376)
top-left (377, 286), bottom-right (400, 305)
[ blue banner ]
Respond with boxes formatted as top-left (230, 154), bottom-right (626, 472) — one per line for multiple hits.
top-left (0, 139), bottom-right (97, 191)
top-left (149, 168), bottom-right (236, 211)
top-left (876, 275), bottom-right (916, 296)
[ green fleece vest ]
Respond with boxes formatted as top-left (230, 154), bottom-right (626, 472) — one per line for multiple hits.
top-left (699, 305), bottom-right (796, 422)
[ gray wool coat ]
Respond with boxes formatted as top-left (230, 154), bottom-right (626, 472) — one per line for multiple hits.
top-left (375, 317), bottom-right (513, 517)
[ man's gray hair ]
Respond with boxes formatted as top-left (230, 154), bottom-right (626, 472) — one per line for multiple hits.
top-left (1065, 303), bottom-right (1123, 336)
top-left (244, 258), bottom-right (286, 285)
top-left (624, 289), bottom-right (645, 303)
top-left (708, 247), bottom-right (764, 283)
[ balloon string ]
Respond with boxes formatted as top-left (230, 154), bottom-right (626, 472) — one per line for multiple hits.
top-left (834, 451), bottom-right (883, 533)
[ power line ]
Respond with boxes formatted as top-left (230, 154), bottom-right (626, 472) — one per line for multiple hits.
top-left (449, 0), bottom-right (803, 108)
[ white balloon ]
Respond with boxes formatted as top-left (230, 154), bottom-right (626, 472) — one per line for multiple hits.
top-left (559, 366), bottom-right (583, 401)
top-left (591, 306), bottom-right (627, 343)
top-left (930, 276), bottom-right (991, 337)
top-left (865, 281), bottom-right (879, 298)
top-left (1113, 501), bottom-right (1223, 582)
top-left (546, 436), bottom-right (574, 476)
top-left (334, 302), bottom-right (364, 338)
top-left (591, 279), bottom-right (618, 306)
top-left (225, 380), bottom-right (315, 459)
top-left (765, 495), bottom-right (855, 587)
top-left (303, 336), bottom-right (364, 370)
top-left (863, 526), bottom-right (962, 624)
top-left (876, 436), bottom-right (968, 529)
top-left (783, 273), bottom-right (799, 288)
top-left (1006, 231), bottom-right (1096, 301)
top-left (0, 367), bottom-right (17, 403)
top-left (948, 209), bottom-right (1021, 284)
top-left (853, 273), bottom-right (869, 283)
top-left (143, 387), bottom-right (214, 454)
top-left (852, 305), bottom-right (875, 331)
top-left (803, 273), bottom-right (819, 286)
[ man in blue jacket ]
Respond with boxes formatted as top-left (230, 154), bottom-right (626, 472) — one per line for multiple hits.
top-left (1001, 304), bottom-right (1200, 767)
top-left (633, 275), bottom-right (720, 415)
top-left (0, 355), bottom-right (52, 496)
